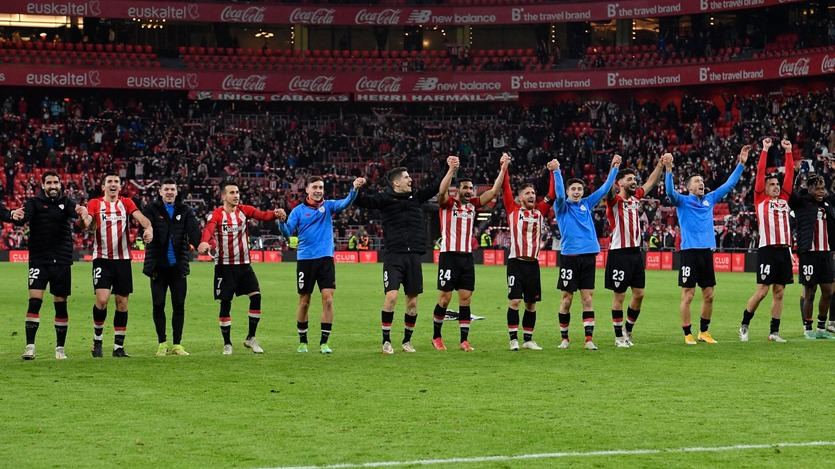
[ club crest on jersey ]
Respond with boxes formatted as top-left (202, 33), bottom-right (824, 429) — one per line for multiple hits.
top-left (58, 204), bottom-right (65, 210)
top-left (318, 206), bottom-right (326, 213)
top-left (702, 200), bottom-right (710, 207)
top-left (176, 214), bottom-right (181, 221)
top-left (580, 205), bottom-right (588, 212)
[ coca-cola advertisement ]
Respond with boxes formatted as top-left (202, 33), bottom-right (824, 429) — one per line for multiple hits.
top-left (288, 8), bottom-right (336, 25)
top-left (3, 0), bottom-right (805, 25)
top-left (288, 75), bottom-right (336, 93)
top-left (778, 58), bottom-right (810, 77)
top-left (221, 75), bottom-right (268, 92)
top-left (220, 6), bottom-right (266, 23)
top-left (1, 50), bottom-right (832, 95)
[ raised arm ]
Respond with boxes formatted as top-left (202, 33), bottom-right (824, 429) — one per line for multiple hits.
top-left (437, 156), bottom-right (459, 205)
top-left (586, 155), bottom-right (621, 207)
top-left (781, 139), bottom-right (794, 198)
top-left (710, 145), bottom-right (750, 202)
top-left (501, 167), bottom-right (519, 212)
top-left (755, 138), bottom-right (772, 194)
top-left (418, 157), bottom-right (457, 203)
top-left (551, 159), bottom-right (565, 209)
top-left (663, 157), bottom-right (682, 205)
top-left (331, 178), bottom-right (365, 213)
top-left (479, 153), bottom-right (510, 206)
top-left (641, 153), bottom-right (668, 194)
top-left (241, 204), bottom-right (278, 222)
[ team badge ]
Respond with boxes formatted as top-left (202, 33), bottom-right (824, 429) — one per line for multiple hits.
top-left (319, 206), bottom-right (326, 213)
top-left (806, 275), bottom-right (812, 281)
top-left (58, 204), bottom-right (65, 210)
top-left (176, 214), bottom-right (181, 221)
top-left (614, 281), bottom-right (621, 288)
top-left (702, 200), bottom-right (710, 206)
top-left (580, 205), bottom-right (587, 212)
top-left (761, 274), bottom-right (767, 280)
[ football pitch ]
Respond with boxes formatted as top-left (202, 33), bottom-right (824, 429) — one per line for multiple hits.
top-left (1, 262), bottom-right (834, 468)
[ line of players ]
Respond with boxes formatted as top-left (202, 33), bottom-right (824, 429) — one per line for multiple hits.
top-left (13, 138), bottom-right (835, 359)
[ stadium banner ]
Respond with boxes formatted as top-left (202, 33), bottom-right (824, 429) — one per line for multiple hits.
top-left (188, 91), bottom-right (351, 102)
top-left (9, 250), bottom-right (28, 263)
top-left (359, 251), bottom-right (378, 263)
top-left (2, 52), bottom-right (832, 95)
top-left (546, 250), bottom-right (557, 267)
top-left (732, 253), bottom-right (746, 273)
top-left (334, 251), bottom-right (359, 263)
top-left (263, 251), bottom-right (282, 263)
top-left (645, 251), bottom-right (661, 270)
top-left (0, 0), bottom-right (804, 25)
top-left (661, 251), bottom-right (674, 270)
top-left (713, 252), bottom-right (732, 272)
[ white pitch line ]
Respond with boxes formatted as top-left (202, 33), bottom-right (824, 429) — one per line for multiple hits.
top-left (263, 441), bottom-right (835, 469)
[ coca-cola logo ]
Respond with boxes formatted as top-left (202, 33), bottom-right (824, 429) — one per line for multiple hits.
top-left (822, 55), bottom-right (835, 74)
top-left (222, 75), bottom-right (267, 92)
top-left (355, 76), bottom-right (402, 93)
top-left (26, 1), bottom-right (100, 16)
top-left (355, 8), bottom-right (401, 25)
top-left (288, 75), bottom-right (335, 93)
top-left (778, 57), bottom-right (810, 77)
top-left (220, 6), bottom-right (266, 23)
top-left (288, 8), bottom-right (335, 25)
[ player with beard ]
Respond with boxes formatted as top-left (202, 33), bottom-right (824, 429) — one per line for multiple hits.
top-left (604, 154), bottom-right (669, 348)
top-left (502, 158), bottom-right (559, 351)
top-left (16, 171), bottom-right (77, 360)
top-left (78, 173), bottom-right (154, 357)
top-left (431, 153), bottom-right (509, 352)
top-left (664, 146), bottom-right (750, 345)
top-left (739, 138), bottom-right (794, 343)
top-left (277, 175), bottom-right (366, 354)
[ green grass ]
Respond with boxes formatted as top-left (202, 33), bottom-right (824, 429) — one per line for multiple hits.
top-left (1, 262), bottom-right (834, 468)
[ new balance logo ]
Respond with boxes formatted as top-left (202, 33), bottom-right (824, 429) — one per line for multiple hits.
top-left (413, 77), bottom-right (438, 91)
top-left (407, 10), bottom-right (431, 23)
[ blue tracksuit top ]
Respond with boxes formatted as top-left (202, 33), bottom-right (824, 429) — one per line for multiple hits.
top-left (554, 167), bottom-right (618, 255)
top-left (278, 188), bottom-right (357, 260)
top-left (665, 164), bottom-right (743, 250)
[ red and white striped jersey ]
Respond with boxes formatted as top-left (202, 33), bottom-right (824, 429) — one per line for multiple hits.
top-left (507, 207), bottom-right (545, 259)
top-left (439, 196), bottom-right (482, 253)
top-left (201, 205), bottom-right (277, 265)
top-left (811, 207), bottom-right (830, 252)
top-left (756, 198), bottom-right (792, 247)
top-left (88, 197), bottom-right (138, 260)
top-left (606, 188), bottom-right (645, 250)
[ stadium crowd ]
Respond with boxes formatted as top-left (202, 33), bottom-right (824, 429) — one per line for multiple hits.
top-left (0, 86), bottom-right (833, 252)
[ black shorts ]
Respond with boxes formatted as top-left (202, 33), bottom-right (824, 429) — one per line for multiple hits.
top-left (604, 248), bottom-right (646, 293)
top-left (507, 258), bottom-right (541, 303)
top-left (558, 253), bottom-right (597, 292)
top-left (798, 251), bottom-right (834, 286)
top-left (93, 259), bottom-right (133, 295)
top-left (297, 257), bottom-right (336, 294)
top-left (678, 249), bottom-right (716, 289)
top-left (383, 252), bottom-right (423, 295)
top-left (756, 246), bottom-right (794, 285)
top-left (437, 252), bottom-right (476, 292)
top-left (28, 263), bottom-right (72, 297)
top-left (214, 264), bottom-right (260, 301)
